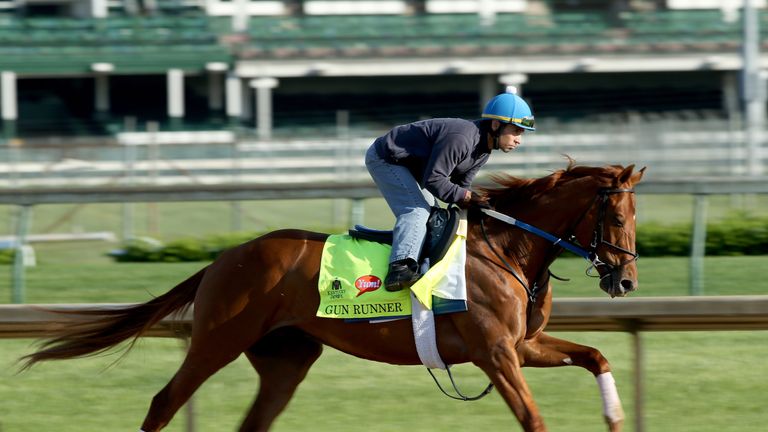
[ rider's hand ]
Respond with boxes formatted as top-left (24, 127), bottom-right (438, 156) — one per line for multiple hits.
top-left (470, 193), bottom-right (492, 209)
top-left (459, 192), bottom-right (491, 209)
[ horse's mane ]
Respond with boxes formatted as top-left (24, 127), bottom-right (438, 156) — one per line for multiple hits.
top-left (481, 160), bottom-right (627, 204)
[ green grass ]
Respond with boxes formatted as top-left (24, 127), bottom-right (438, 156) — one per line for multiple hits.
top-left (2, 331), bottom-right (766, 431)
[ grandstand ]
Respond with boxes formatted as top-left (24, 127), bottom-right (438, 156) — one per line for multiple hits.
top-left (0, 0), bottom-right (764, 143)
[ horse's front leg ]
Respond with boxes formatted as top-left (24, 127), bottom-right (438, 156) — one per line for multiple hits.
top-left (517, 332), bottom-right (624, 432)
top-left (471, 334), bottom-right (546, 431)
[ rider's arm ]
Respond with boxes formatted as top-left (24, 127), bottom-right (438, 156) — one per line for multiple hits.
top-left (454, 161), bottom-right (483, 189)
top-left (422, 133), bottom-right (472, 204)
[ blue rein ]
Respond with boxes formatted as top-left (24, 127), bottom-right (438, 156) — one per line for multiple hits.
top-left (480, 208), bottom-right (600, 266)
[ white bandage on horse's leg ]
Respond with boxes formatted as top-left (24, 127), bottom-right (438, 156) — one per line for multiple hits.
top-left (596, 372), bottom-right (625, 423)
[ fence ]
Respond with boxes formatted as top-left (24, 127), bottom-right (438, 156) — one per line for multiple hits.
top-left (2, 296), bottom-right (768, 432)
top-left (0, 118), bottom-right (765, 188)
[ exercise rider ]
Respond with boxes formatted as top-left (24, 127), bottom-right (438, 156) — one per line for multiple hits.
top-left (365, 86), bottom-right (536, 292)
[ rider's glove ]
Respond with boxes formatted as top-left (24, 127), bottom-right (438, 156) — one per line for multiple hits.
top-left (459, 192), bottom-right (491, 209)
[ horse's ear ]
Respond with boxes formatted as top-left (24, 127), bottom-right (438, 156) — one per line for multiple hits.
top-left (617, 164), bottom-right (635, 185)
top-left (632, 166), bottom-right (647, 184)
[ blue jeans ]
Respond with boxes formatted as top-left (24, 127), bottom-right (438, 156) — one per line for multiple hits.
top-left (365, 145), bottom-right (435, 264)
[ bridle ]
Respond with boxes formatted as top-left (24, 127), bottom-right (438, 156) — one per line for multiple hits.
top-left (578, 187), bottom-right (639, 273)
top-left (479, 187), bottom-right (638, 303)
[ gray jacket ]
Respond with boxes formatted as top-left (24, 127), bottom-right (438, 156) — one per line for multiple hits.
top-left (372, 118), bottom-right (491, 203)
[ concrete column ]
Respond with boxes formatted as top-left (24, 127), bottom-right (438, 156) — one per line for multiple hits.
top-left (167, 68), bottom-right (185, 119)
top-left (206, 62), bottom-right (228, 112)
top-left (250, 77), bottom-right (279, 140)
top-left (498, 73), bottom-right (528, 96)
top-left (2, 71), bottom-right (17, 139)
top-left (92, 63), bottom-right (113, 114)
top-left (1, 71), bottom-right (18, 121)
top-left (722, 71), bottom-right (739, 116)
top-left (226, 73), bottom-right (243, 119)
top-left (95, 74), bottom-right (110, 112)
top-left (232, 0), bottom-right (250, 33)
top-left (479, 0), bottom-right (496, 26)
top-left (746, 69), bottom-right (767, 176)
top-left (743, 0), bottom-right (765, 176)
top-left (91, 0), bottom-right (108, 18)
top-left (722, 71), bottom-right (742, 175)
top-left (241, 79), bottom-right (252, 121)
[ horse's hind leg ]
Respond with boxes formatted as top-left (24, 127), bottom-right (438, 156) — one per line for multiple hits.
top-left (140, 321), bottom-right (264, 431)
top-left (517, 332), bottom-right (624, 432)
top-left (239, 327), bottom-right (323, 432)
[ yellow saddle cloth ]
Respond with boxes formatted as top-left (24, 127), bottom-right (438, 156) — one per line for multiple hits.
top-left (316, 224), bottom-right (468, 320)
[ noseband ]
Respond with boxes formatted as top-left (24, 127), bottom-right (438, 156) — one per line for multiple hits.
top-left (479, 187), bottom-right (638, 302)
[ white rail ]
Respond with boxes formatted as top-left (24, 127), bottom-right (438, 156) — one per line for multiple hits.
top-left (2, 296), bottom-right (768, 338)
top-left (1, 119), bottom-right (765, 187)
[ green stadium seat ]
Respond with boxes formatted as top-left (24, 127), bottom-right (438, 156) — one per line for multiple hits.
top-left (0, 8), bottom-right (749, 70)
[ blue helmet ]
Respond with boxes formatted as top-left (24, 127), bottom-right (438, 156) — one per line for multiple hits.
top-left (481, 86), bottom-right (535, 131)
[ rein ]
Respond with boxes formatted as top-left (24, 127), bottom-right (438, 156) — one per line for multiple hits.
top-left (479, 187), bottom-right (638, 303)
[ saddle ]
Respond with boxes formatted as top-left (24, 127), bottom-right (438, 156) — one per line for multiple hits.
top-left (348, 206), bottom-right (461, 268)
top-left (345, 205), bottom-right (467, 317)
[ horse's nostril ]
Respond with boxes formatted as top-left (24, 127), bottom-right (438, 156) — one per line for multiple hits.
top-left (620, 279), bottom-right (635, 292)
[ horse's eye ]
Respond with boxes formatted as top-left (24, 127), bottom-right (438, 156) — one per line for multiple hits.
top-left (612, 216), bottom-right (625, 228)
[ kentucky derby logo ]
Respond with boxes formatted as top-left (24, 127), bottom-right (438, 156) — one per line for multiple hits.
top-left (327, 279), bottom-right (345, 300)
top-left (354, 275), bottom-right (382, 297)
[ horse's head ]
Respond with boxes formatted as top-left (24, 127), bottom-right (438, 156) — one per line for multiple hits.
top-left (568, 164), bottom-right (646, 297)
top-left (481, 162), bottom-right (646, 298)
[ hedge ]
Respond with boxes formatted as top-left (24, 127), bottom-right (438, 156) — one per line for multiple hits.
top-left (109, 233), bottom-right (259, 263)
top-left (0, 248), bottom-right (13, 265)
top-left (106, 216), bottom-right (767, 262)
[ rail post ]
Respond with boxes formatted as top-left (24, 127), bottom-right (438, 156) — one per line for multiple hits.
top-left (11, 204), bottom-right (32, 303)
top-left (181, 337), bottom-right (196, 432)
top-left (689, 195), bottom-right (708, 295)
top-left (627, 320), bottom-right (645, 432)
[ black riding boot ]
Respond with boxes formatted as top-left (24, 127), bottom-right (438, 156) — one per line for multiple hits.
top-left (384, 258), bottom-right (420, 292)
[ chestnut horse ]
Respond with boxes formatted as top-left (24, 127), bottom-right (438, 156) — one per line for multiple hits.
top-left (23, 163), bottom-right (645, 432)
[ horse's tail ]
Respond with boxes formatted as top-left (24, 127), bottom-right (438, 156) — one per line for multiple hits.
top-left (21, 267), bottom-right (205, 369)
